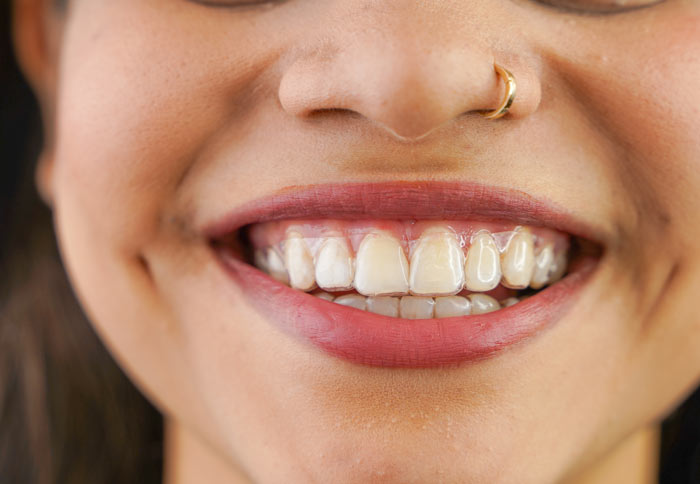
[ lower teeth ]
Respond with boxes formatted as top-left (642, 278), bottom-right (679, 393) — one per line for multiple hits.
top-left (315, 291), bottom-right (526, 319)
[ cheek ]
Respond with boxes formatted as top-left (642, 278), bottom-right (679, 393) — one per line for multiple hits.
top-left (52, 2), bottom-right (274, 252)
top-left (582, 14), bottom-right (700, 229)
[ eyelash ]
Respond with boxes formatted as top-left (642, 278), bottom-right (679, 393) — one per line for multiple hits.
top-left (187, 0), bottom-right (664, 15)
top-left (188, 0), bottom-right (285, 8)
top-left (533, 0), bottom-right (667, 16)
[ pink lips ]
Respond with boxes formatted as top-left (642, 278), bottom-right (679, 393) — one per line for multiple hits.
top-left (205, 182), bottom-right (600, 368)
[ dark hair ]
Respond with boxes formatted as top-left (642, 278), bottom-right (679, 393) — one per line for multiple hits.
top-left (1, 1), bottom-right (699, 483)
top-left (0, 3), bottom-right (162, 484)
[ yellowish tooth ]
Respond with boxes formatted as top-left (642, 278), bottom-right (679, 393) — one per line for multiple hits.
top-left (501, 229), bottom-right (535, 289)
top-left (315, 237), bottom-right (354, 291)
top-left (434, 296), bottom-right (471, 318)
top-left (284, 232), bottom-right (316, 291)
top-left (547, 250), bottom-right (568, 284)
top-left (399, 296), bottom-right (435, 319)
top-left (366, 296), bottom-right (400, 317)
top-left (354, 232), bottom-right (409, 296)
top-left (315, 292), bottom-right (335, 302)
top-left (468, 294), bottom-right (500, 315)
top-left (266, 248), bottom-right (289, 285)
top-left (409, 229), bottom-right (464, 296)
top-left (530, 244), bottom-right (555, 290)
top-left (500, 297), bottom-right (520, 308)
top-left (464, 232), bottom-right (502, 292)
top-left (334, 294), bottom-right (367, 310)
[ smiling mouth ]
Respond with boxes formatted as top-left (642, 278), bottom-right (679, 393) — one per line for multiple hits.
top-left (207, 182), bottom-right (602, 368)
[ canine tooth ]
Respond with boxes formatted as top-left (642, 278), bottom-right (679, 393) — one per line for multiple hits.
top-left (366, 296), bottom-right (400, 317)
top-left (354, 233), bottom-right (409, 296)
top-left (284, 232), bottom-right (316, 291)
top-left (501, 229), bottom-right (535, 289)
top-left (547, 250), bottom-right (568, 284)
top-left (254, 249), bottom-right (269, 272)
top-left (500, 297), bottom-right (520, 308)
top-left (315, 292), bottom-right (335, 301)
top-left (434, 296), bottom-right (471, 318)
top-left (530, 244), bottom-right (555, 290)
top-left (266, 248), bottom-right (289, 285)
top-left (315, 237), bottom-right (354, 291)
top-left (334, 294), bottom-right (367, 310)
top-left (409, 230), bottom-right (464, 296)
top-left (464, 232), bottom-right (502, 292)
top-left (400, 296), bottom-right (435, 319)
top-left (468, 294), bottom-right (500, 315)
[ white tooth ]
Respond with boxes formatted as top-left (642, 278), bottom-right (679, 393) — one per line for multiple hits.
top-left (434, 296), bottom-right (471, 318)
top-left (315, 237), bottom-right (354, 291)
top-left (354, 232), bottom-right (409, 296)
top-left (284, 232), bottom-right (316, 291)
top-left (501, 229), bottom-right (535, 289)
top-left (464, 232), bottom-right (502, 292)
top-left (468, 294), bottom-right (501, 315)
top-left (334, 294), bottom-right (366, 310)
top-left (409, 229), bottom-right (464, 296)
top-left (315, 292), bottom-right (335, 301)
top-left (500, 297), bottom-right (520, 308)
top-left (399, 296), bottom-right (435, 319)
top-left (254, 249), bottom-right (269, 273)
top-left (266, 248), bottom-right (289, 284)
top-left (530, 244), bottom-right (555, 290)
top-left (366, 296), bottom-right (400, 317)
top-left (547, 250), bottom-right (568, 284)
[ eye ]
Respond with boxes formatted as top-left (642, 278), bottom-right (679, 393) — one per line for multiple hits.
top-left (535, 0), bottom-right (665, 14)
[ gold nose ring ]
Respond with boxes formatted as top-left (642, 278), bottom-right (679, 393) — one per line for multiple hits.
top-left (480, 64), bottom-right (517, 120)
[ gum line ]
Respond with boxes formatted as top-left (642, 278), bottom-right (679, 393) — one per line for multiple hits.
top-left (248, 219), bottom-right (569, 255)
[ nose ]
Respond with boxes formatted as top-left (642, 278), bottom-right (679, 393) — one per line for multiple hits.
top-left (278, 3), bottom-right (541, 141)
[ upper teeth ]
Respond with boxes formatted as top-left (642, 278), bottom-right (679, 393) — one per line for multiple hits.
top-left (409, 228), bottom-right (465, 296)
top-left (255, 226), bottom-right (567, 297)
top-left (464, 231), bottom-right (502, 292)
top-left (353, 231), bottom-right (410, 296)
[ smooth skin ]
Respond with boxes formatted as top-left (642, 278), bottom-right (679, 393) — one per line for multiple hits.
top-left (13, 0), bottom-right (700, 482)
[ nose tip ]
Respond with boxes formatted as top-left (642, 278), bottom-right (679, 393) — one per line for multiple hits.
top-left (278, 24), bottom-right (541, 141)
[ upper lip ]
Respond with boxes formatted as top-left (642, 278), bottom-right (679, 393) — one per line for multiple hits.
top-left (203, 181), bottom-right (604, 243)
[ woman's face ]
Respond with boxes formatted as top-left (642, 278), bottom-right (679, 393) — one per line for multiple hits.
top-left (23, 0), bottom-right (700, 481)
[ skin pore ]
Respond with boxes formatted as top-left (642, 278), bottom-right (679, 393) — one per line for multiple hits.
top-left (13, 0), bottom-right (700, 482)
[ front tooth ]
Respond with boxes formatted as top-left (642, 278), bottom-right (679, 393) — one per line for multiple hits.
top-left (409, 230), bottom-right (464, 296)
top-left (434, 296), bottom-right (471, 318)
top-left (530, 244), bottom-right (555, 289)
top-left (266, 248), bottom-right (289, 284)
top-left (354, 232), bottom-right (409, 296)
top-left (284, 232), bottom-right (316, 291)
top-left (547, 250), bottom-right (568, 284)
top-left (400, 296), bottom-right (435, 319)
top-left (464, 232), bottom-right (502, 292)
top-left (315, 292), bottom-right (335, 301)
top-left (468, 294), bottom-right (500, 315)
top-left (501, 229), bottom-right (535, 289)
top-left (334, 294), bottom-right (367, 310)
top-left (315, 237), bottom-right (354, 291)
top-left (366, 296), bottom-right (400, 317)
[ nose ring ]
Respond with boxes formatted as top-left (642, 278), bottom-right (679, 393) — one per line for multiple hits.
top-left (480, 64), bottom-right (517, 120)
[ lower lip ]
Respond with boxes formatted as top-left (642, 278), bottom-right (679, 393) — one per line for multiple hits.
top-left (218, 252), bottom-right (596, 368)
